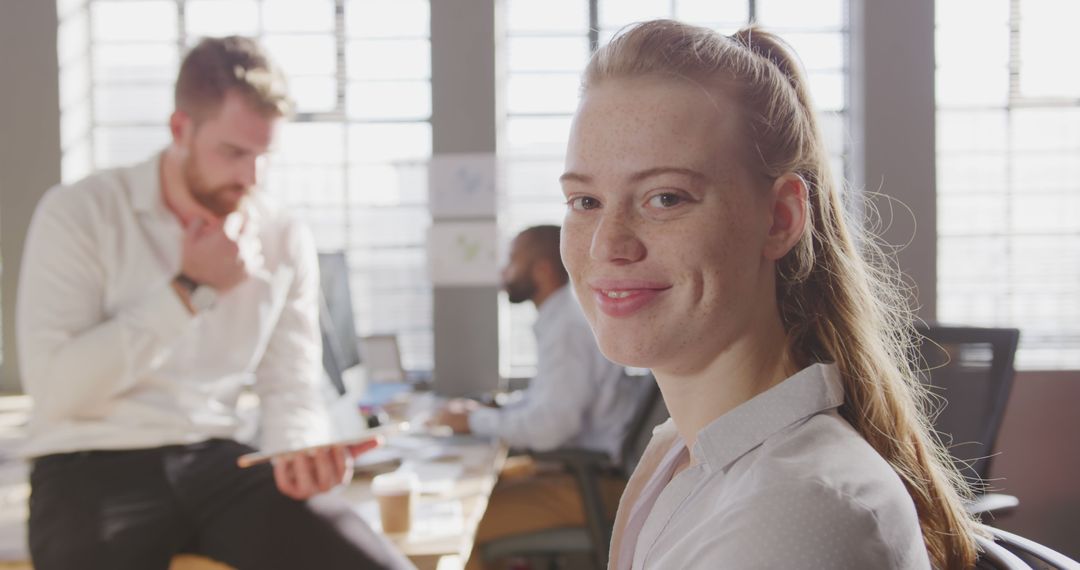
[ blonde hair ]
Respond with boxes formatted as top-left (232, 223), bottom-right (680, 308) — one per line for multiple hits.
top-left (585, 20), bottom-right (979, 569)
top-left (175, 36), bottom-right (292, 121)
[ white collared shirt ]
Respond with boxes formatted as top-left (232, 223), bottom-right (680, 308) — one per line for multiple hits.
top-left (468, 285), bottom-right (649, 460)
top-left (610, 363), bottom-right (932, 570)
top-left (17, 154), bottom-right (329, 457)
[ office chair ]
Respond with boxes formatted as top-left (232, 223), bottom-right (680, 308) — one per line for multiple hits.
top-left (916, 325), bottom-right (1021, 517)
top-left (976, 532), bottom-right (1034, 570)
top-left (481, 375), bottom-right (667, 570)
top-left (974, 525), bottom-right (1080, 570)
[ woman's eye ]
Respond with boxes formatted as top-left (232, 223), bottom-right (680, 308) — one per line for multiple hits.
top-left (568, 196), bottom-right (601, 211)
top-left (648, 193), bottom-right (683, 208)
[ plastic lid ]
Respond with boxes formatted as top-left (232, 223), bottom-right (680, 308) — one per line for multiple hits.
top-left (371, 471), bottom-right (418, 495)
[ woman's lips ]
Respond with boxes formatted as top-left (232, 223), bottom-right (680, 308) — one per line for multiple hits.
top-left (589, 280), bottom-right (671, 317)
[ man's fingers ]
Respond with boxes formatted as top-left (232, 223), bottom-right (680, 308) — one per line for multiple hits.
top-left (269, 443), bottom-right (373, 500)
top-left (273, 457), bottom-right (300, 499)
top-left (347, 438), bottom-right (382, 455)
top-left (433, 409), bottom-right (453, 425)
top-left (332, 445), bottom-right (348, 481)
top-left (292, 454), bottom-right (318, 497)
top-left (311, 448), bottom-right (338, 491)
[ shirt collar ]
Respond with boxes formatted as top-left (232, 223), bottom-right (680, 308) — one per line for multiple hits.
top-left (533, 284), bottom-right (572, 334)
top-left (127, 150), bottom-right (263, 227)
top-left (692, 362), bottom-right (845, 471)
top-left (128, 152), bottom-right (170, 217)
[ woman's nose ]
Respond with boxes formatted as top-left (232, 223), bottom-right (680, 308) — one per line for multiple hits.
top-left (590, 210), bottom-right (646, 264)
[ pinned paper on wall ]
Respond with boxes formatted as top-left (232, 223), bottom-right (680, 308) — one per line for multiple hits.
top-left (427, 221), bottom-right (499, 286)
top-left (428, 153), bottom-right (498, 218)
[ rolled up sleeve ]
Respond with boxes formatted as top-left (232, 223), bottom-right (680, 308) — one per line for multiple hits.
top-left (17, 187), bottom-right (195, 423)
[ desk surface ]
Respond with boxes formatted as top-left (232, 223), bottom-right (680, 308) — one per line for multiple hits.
top-left (347, 435), bottom-right (507, 570)
top-left (0, 394), bottom-right (506, 570)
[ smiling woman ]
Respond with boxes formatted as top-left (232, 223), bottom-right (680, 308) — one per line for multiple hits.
top-left (560, 20), bottom-right (980, 569)
top-left (561, 74), bottom-right (779, 373)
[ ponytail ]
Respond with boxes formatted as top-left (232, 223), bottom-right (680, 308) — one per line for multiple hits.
top-left (585, 20), bottom-right (981, 568)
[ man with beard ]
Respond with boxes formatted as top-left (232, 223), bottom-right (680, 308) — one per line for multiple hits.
top-left (432, 225), bottom-right (648, 570)
top-left (16, 37), bottom-right (412, 570)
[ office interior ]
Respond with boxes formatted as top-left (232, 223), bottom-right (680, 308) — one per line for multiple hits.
top-left (0, 0), bottom-right (1077, 564)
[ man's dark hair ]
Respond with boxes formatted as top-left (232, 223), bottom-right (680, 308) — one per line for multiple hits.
top-left (519, 225), bottom-right (569, 284)
top-left (175, 36), bottom-right (292, 121)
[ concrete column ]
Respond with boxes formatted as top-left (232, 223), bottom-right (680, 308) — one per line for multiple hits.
top-left (849, 0), bottom-right (938, 320)
top-left (0, 0), bottom-right (63, 392)
top-left (429, 0), bottom-right (500, 396)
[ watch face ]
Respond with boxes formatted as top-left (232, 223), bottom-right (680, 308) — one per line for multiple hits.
top-left (191, 286), bottom-right (218, 312)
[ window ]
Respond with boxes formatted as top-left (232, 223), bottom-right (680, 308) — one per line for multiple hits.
top-left (499, 0), bottom-right (850, 376)
top-left (936, 0), bottom-right (1080, 369)
top-left (57, 0), bottom-right (434, 370)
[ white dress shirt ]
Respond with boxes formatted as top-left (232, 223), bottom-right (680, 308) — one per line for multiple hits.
top-left (468, 285), bottom-right (647, 461)
top-left (17, 154), bottom-right (330, 458)
top-left (610, 363), bottom-right (931, 570)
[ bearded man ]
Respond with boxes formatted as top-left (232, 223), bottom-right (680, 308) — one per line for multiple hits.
top-left (17, 36), bottom-right (412, 570)
top-left (432, 225), bottom-right (649, 570)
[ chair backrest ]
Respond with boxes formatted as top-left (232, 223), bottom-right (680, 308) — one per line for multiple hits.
top-left (318, 251), bottom-right (362, 395)
top-left (987, 526), bottom-right (1080, 569)
top-left (974, 532), bottom-right (1031, 570)
top-left (618, 374), bottom-right (668, 476)
top-left (974, 525), bottom-right (1080, 570)
top-left (916, 325), bottom-right (1020, 492)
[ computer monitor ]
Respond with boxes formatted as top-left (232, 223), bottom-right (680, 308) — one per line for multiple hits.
top-left (318, 252), bottom-right (362, 395)
top-left (360, 334), bottom-right (406, 383)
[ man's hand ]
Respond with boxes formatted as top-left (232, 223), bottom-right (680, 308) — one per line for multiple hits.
top-left (431, 398), bottom-right (482, 434)
top-left (179, 218), bottom-right (250, 292)
top-left (272, 445), bottom-right (352, 501)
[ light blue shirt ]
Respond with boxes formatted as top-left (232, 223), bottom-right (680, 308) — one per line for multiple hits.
top-left (469, 285), bottom-right (648, 460)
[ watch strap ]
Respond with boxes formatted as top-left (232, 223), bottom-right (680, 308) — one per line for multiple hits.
top-left (175, 273), bottom-right (200, 293)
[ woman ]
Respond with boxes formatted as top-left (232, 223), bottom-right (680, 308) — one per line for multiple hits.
top-left (559, 20), bottom-right (979, 569)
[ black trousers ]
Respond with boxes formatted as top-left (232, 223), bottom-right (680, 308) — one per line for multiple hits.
top-left (28, 439), bottom-right (415, 570)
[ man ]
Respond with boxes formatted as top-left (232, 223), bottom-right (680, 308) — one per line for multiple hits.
top-left (432, 225), bottom-right (649, 568)
top-left (16, 37), bottom-right (412, 570)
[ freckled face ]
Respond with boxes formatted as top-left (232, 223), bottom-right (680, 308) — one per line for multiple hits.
top-left (559, 76), bottom-right (776, 375)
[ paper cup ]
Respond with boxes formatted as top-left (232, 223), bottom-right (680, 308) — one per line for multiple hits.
top-left (371, 471), bottom-right (417, 534)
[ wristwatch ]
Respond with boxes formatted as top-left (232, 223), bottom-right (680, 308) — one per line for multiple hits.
top-left (175, 273), bottom-right (218, 312)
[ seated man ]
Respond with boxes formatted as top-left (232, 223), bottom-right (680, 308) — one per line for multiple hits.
top-left (432, 225), bottom-right (649, 569)
top-left (16, 36), bottom-right (412, 570)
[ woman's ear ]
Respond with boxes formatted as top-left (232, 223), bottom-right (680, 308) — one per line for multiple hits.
top-left (762, 173), bottom-right (808, 261)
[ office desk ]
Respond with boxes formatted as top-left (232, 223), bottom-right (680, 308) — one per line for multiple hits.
top-left (346, 435), bottom-right (507, 570)
top-left (0, 395), bottom-right (506, 570)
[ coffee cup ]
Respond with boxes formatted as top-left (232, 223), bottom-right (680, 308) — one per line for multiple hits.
top-left (371, 471), bottom-right (417, 534)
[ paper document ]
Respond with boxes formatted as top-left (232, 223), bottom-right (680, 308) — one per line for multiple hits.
top-left (400, 460), bottom-right (465, 495)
